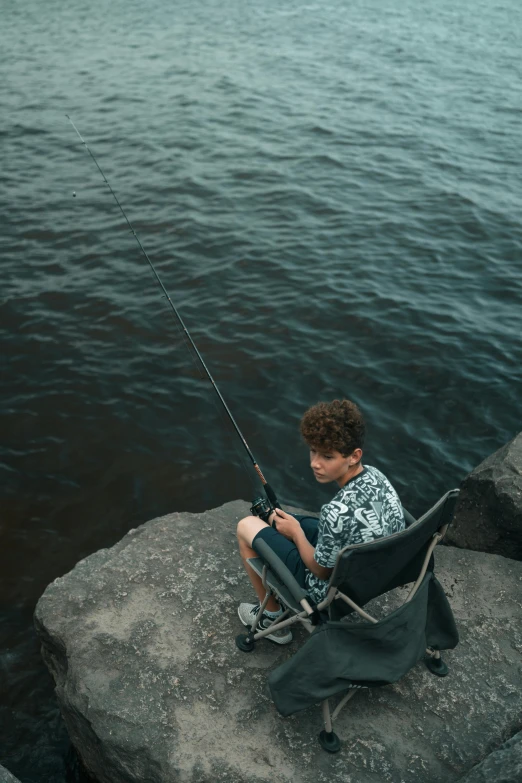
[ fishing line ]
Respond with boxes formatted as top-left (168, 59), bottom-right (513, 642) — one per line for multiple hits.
top-left (66, 115), bottom-right (280, 510)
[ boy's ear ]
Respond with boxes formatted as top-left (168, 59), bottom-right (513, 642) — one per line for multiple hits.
top-left (350, 448), bottom-right (363, 464)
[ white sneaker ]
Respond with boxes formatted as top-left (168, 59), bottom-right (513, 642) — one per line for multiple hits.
top-left (237, 602), bottom-right (292, 645)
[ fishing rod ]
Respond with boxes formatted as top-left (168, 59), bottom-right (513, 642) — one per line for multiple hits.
top-left (66, 115), bottom-right (280, 522)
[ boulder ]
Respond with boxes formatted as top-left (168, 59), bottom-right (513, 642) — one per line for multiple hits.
top-left (0, 764), bottom-right (22, 783)
top-left (34, 501), bottom-right (522, 783)
top-left (457, 731), bottom-right (522, 783)
top-left (447, 433), bottom-right (522, 560)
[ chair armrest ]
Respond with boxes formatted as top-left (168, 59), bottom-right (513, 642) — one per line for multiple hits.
top-left (254, 538), bottom-right (310, 605)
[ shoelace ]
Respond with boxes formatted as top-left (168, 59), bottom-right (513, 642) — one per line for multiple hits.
top-left (250, 605), bottom-right (283, 627)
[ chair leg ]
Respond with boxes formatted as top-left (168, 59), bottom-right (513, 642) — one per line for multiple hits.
top-left (235, 589), bottom-right (272, 652)
top-left (425, 647), bottom-right (449, 677)
top-left (318, 699), bottom-right (341, 752)
top-left (250, 591), bottom-right (271, 634)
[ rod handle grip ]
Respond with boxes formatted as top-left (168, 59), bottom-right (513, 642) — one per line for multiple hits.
top-left (264, 483), bottom-right (279, 509)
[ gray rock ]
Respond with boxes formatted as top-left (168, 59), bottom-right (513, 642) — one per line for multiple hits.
top-left (447, 433), bottom-right (522, 560)
top-left (34, 501), bottom-right (522, 783)
top-left (0, 764), bottom-right (22, 783)
top-left (457, 731), bottom-right (522, 782)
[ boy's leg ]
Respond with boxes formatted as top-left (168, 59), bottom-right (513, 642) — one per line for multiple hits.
top-left (236, 516), bottom-right (281, 612)
top-left (296, 516), bottom-right (320, 546)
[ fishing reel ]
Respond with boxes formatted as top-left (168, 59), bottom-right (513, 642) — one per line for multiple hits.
top-left (250, 496), bottom-right (274, 524)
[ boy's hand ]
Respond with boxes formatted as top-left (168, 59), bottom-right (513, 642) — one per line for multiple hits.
top-left (271, 508), bottom-right (300, 541)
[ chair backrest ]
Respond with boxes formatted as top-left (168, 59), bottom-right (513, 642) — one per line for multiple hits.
top-left (328, 488), bottom-right (459, 608)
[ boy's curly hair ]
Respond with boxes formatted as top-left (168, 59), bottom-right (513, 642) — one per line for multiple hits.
top-left (300, 399), bottom-right (365, 457)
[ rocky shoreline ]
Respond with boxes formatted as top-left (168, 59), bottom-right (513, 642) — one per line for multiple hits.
top-left (20, 434), bottom-right (522, 782)
top-left (0, 764), bottom-right (23, 783)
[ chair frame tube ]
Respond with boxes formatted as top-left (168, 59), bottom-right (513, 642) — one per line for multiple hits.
top-left (322, 699), bottom-right (333, 733)
top-left (331, 689), bottom-right (358, 721)
top-left (406, 532), bottom-right (442, 602)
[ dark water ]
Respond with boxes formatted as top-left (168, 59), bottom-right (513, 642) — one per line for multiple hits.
top-left (1, 0), bottom-right (521, 779)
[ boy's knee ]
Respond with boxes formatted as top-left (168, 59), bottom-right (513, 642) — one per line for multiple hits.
top-left (237, 515), bottom-right (269, 551)
top-left (237, 515), bottom-right (257, 540)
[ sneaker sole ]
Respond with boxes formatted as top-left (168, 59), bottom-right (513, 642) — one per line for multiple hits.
top-left (264, 631), bottom-right (293, 645)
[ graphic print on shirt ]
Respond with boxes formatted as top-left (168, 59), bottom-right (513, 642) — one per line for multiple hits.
top-left (305, 465), bottom-right (405, 603)
top-left (322, 500), bottom-right (349, 534)
top-left (353, 506), bottom-right (386, 541)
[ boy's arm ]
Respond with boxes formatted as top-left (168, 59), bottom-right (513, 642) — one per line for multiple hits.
top-left (293, 528), bottom-right (333, 580)
top-left (272, 509), bottom-right (333, 581)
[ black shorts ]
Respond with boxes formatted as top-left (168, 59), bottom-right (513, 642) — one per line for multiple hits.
top-left (252, 515), bottom-right (320, 588)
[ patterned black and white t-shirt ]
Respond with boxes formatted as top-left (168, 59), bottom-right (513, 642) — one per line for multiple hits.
top-left (305, 465), bottom-right (405, 603)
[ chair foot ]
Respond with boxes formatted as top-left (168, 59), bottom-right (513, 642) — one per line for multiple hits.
top-left (318, 730), bottom-right (341, 753)
top-left (235, 633), bottom-right (255, 652)
top-left (425, 654), bottom-right (449, 677)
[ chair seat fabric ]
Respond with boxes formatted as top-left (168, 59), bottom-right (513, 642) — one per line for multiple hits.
top-left (268, 572), bottom-right (458, 717)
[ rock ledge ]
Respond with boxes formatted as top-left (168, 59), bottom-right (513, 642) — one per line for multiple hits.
top-left (0, 764), bottom-right (22, 783)
top-left (35, 501), bottom-right (522, 783)
top-left (448, 433), bottom-right (522, 559)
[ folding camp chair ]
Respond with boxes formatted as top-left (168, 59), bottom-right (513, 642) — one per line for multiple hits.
top-left (235, 488), bottom-right (460, 751)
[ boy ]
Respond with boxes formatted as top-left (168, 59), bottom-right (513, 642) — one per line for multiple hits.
top-left (236, 399), bottom-right (405, 644)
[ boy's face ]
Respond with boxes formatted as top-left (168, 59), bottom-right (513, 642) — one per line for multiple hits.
top-left (309, 448), bottom-right (362, 486)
